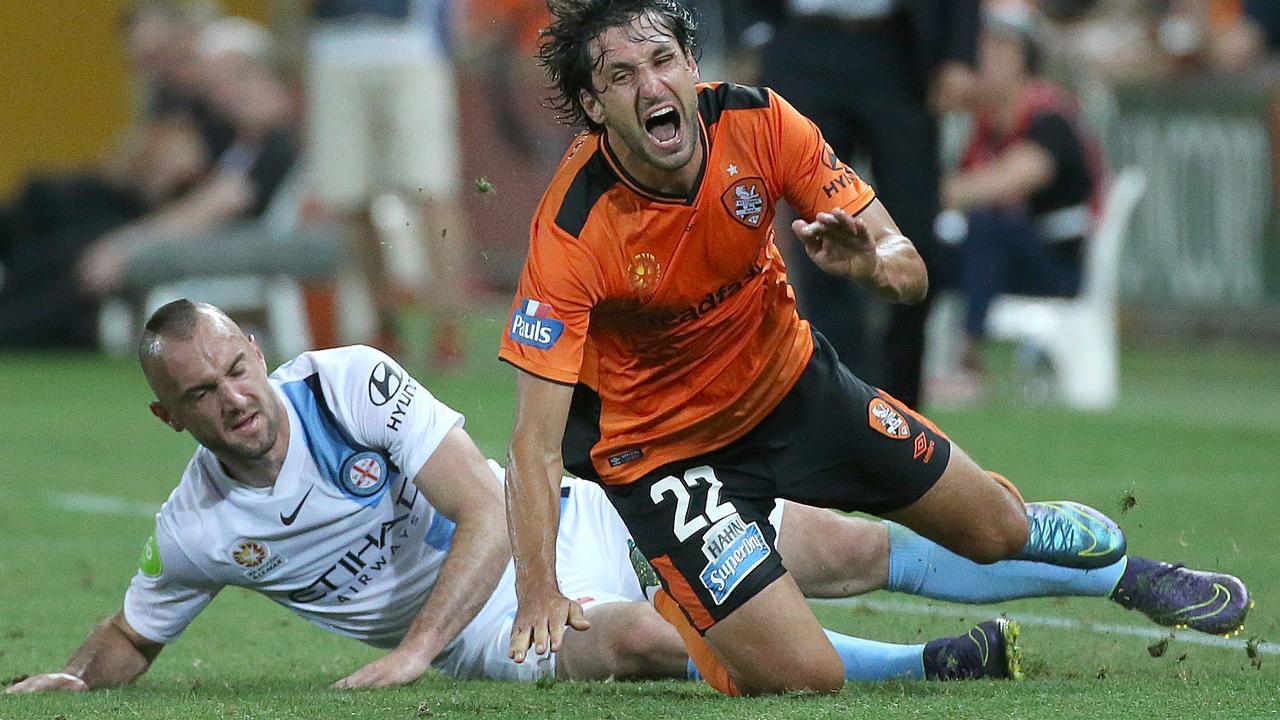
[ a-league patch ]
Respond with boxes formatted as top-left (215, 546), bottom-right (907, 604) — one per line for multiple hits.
top-left (340, 451), bottom-right (388, 497)
top-left (868, 397), bottom-right (911, 439)
top-left (509, 298), bottom-right (565, 350)
top-left (230, 538), bottom-right (284, 580)
top-left (698, 515), bottom-right (771, 605)
top-left (231, 539), bottom-right (270, 568)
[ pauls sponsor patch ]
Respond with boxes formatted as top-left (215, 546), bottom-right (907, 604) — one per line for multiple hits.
top-left (509, 298), bottom-right (565, 350)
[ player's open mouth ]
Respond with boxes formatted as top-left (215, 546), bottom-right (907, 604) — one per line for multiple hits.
top-left (643, 105), bottom-right (682, 149)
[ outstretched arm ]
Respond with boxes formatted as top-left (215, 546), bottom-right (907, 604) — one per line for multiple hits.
top-left (6, 612), bottom-right (163, 694)
top-left (791, 199), bottom-right (928, 304)
top-left (506, 370), bottom-right (589, 664)
top-left (333, 426), bottom-right (510, 689)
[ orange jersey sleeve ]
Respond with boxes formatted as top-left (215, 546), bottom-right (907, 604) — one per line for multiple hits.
top-left (498, 215), bottom-right (604, 385)
top-left (765, 89), bottom-right (876, 221)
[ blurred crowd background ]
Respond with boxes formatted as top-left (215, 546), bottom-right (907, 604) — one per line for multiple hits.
top-left (1, 0), bottom-right (1278, 406)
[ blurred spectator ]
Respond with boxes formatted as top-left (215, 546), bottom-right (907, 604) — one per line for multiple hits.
top-left (307, 0), bottom-right (468, 367)
top-left (107, 1), bottom-right (234, 185)
top-left (1044, 0), bottom-right (1280, 85)
top-left (75, 17), bottom-right (299, 299)
top-left (932, 11), bottom-right (1104, 399)
top-left (1242, 0), bottom-right (1280, 54)
top-left (0, 2), bottom-right (228, 349)
top-left (748, 0), bottom-right (981, 409)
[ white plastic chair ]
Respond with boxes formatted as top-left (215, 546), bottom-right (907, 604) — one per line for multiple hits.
top-left (926, 167), bottom-right (1147, 409)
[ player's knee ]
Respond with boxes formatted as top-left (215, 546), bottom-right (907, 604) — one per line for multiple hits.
top-left (738, 657), bottom-right (844, 695)
top-left (614, 610), bottom-right (683, 664)
top-left (964, 510), bottom-right (1029, 564)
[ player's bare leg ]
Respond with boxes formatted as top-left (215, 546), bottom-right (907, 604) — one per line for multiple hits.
top-left (882, 443), bottom-right (1028, 564)
top-left (555, 601), bottom-right (687, 680)
top-left (701, 574), bottom-right (844, 695)
top-left (777, 503), bottom-right (889, 597)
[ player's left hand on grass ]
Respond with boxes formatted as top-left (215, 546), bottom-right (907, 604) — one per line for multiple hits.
top-left (5, 672), bottom-right (89, 694)
top-left (331, 648), bottom-right (432, 690)
top-left (792, 208), bottom-right (878, 281)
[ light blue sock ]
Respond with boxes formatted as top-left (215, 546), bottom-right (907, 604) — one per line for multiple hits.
top-left (885, 521), bottom-right (1127, 602)
top-left (825, 629), bottom-right (924, 681)
top-left (687, 633), bottom-right (923, 682)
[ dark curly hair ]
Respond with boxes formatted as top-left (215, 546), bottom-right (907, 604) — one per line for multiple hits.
top-left (538, 0), bottom-right (699, 131)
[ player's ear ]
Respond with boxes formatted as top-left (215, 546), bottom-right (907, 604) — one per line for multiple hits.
top-left (580, 90), bottom-right (605, 126)
top-left (150, 401), bottom-right (183, 432)
top-left (247, 333), bottom-right (267, 368)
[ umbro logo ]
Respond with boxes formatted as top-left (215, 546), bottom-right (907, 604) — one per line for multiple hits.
top-left (280, 485), bottom-right (314, 526)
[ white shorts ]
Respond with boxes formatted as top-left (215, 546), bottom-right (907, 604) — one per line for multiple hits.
top-left (434, 477), bottom-right (786, 682)
top-left (307, 24), bottom-right (461, 208)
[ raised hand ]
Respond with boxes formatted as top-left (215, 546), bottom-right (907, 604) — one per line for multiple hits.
top-left (791, 207), bottom-right (878, 281)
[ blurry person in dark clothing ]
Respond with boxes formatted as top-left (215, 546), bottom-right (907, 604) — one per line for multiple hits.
top-left (933, 12), bottom-right (1103, 396)
top-left (748, 0), bottom-right (980, 409)
top-left (0, 115), bottom-right (207, 348)
top-left (76, 17), bottom-right (298, 299)
top-left (0, 2), bottom-right (233, 349)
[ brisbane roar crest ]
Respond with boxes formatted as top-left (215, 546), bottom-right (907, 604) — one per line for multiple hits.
top-left (868, 397), bottom-right (912, 439)
top-left (721, 177), bottom-right (767, 228)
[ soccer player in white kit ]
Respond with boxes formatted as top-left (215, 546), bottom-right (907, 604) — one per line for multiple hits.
top-left (6, 299), bottom-right (681, 691)
top-left (8, 300), bottom-right (1249, 694)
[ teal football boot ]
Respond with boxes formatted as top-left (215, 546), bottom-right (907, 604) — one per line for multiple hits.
top-left (1014, 501), bottom-right (1127, 569)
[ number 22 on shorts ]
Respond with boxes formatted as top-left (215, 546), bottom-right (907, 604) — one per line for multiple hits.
top-left (650, 466), bottom-right (734, 541)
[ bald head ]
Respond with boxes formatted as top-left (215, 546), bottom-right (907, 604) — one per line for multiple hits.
top-left (139, 299), bottom-right (249, 397)
top-left (139, 300), bottom-right (284, 477)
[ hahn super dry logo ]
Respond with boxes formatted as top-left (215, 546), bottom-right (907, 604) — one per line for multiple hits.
top-left (721, 177), bottom-right (766, 228)
top-left (868, 397), bottom-right (912, 439)
top-left (509, 298), bottom-right (565, 350)
top-left (698, 514), bottom-right (771, 605)
top-left (340, 451), bottom-right (388, 497)
top-left (627, 252), bottom-right (662, 301)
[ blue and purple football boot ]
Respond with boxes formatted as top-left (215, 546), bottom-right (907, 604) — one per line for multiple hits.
top-left (1110, 556), bottom-right (1252, 637)
top-left (923, 617), bottom-right (1024, 681)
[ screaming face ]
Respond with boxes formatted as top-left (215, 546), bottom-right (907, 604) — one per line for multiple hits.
top-left (581, 12), bottom-right (703, 191)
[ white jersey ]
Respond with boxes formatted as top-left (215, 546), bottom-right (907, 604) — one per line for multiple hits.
top-left (122, 345), bottom-right (657, 681)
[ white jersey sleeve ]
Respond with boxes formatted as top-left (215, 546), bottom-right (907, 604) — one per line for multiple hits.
top-left (282, 346), bottom-right (464, 481)
top-left (123, 510), bottom-right (222, 645)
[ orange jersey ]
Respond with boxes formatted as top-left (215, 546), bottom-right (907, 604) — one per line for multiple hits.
top-left (499, 83), bottom-right (876, 485)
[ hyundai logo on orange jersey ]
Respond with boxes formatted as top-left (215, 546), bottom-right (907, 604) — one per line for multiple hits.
top-left (509, 298), bottom-right (565, 349)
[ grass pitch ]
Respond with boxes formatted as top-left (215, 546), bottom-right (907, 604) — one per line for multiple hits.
top-left (1, 307), bottom-right (1277, 719)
